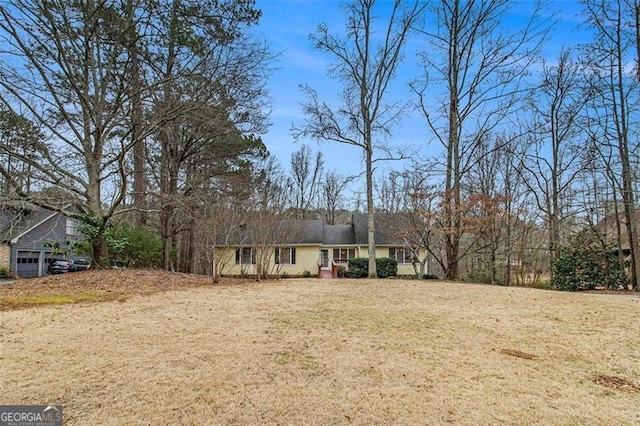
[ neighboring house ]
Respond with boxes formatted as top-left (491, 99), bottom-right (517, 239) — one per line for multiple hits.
top-left (0, 198), bottom-right (84, 278)
top-left (216, 213), bottom-right (425, 278)
top-left (592, 209), bottom-right (640, 253)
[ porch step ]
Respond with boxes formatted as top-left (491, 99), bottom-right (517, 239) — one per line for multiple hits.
top-left (319, 270), bottom-right (333, 279)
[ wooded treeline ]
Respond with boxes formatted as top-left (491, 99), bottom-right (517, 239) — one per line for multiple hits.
top-left (0, 0), bottom-right (639, 289)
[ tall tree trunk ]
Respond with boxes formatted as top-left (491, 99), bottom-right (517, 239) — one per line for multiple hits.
top-left (549, 107), bottom-right (560, 274)
top-left (178, 222), bottom-right (194, 273)
top-left (91, 227), bottom-right (109, 269)
top-left (366, 144), bottom-right (376, 278)
top-left (159, 1), bottom-right (179, 271)
top-left (131, 43), bottom-right (146, 227)
top-left (620, 150), bottom-right (639, 289)
top-left (444, 0), bottom-right (461, 281)
top-left (126, 0), bottom-right (146, 227)
top-left (614, 9), bottom-right (639, 290)
top-left (504, 171), bottom-right (513, 286)
top-left (633, 0), bottom-right (640, 291)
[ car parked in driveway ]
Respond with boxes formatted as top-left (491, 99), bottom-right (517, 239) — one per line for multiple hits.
top-left (47, 258), bottom-right (91, 274)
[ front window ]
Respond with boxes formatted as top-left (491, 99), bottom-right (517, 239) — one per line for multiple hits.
top-left (333, 248), bottom-right (356, 263)
top-left (275, 247), bottom-right (296, 265)
top-left (235, 247), bottom-right (255, 265)
top-left (389, 247), bottom-right (414, 264)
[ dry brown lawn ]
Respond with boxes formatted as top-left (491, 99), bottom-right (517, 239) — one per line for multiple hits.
top-left (1, 271), bottom-right (639, 425)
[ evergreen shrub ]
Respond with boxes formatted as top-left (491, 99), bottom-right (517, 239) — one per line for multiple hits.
top-left (348, 258), bottom-right (369, 278)
top-left (376, 257), bottom-right (398, 278)
top-left (347, 257), bottom-right (398, 278)
top-left (551, 231), bottom-right (628, 291)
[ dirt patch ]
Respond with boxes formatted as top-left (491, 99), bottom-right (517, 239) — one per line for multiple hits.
top-left (500, 348), bottom-right (539, 360)
top-left (592, 374), bottom-right (640, 394)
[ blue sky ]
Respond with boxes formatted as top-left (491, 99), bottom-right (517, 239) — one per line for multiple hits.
top-left (254, 0), bottom-right (589, 184)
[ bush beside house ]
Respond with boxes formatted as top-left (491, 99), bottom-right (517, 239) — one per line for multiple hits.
top-left (348, 257), bottom-right (398, 278)
top-left (551, 230), bottom-right (628, 291)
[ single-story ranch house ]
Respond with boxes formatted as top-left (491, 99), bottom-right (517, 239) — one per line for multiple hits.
top-left (0, 198), bottom-right (83, 278)
top-left (215, 213), bottom-right (425, 278)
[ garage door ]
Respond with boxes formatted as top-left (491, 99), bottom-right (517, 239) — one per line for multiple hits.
top-left (16, 251), bottom-right (41, 278)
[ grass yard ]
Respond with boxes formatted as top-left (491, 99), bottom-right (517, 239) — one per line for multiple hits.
top-left (1, 271), bottom-right (639, 425)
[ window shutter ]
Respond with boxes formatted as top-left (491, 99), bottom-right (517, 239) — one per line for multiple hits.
top-left (389, 248), bottom-right (394, 259)
top-left (291, 247), bottom-right (296, 264)
top-left (275, 248), bottom-right (280, 264)
top-left (235, 249), bottom-right (240, 264)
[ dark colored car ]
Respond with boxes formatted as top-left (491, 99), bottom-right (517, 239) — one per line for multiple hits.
top-left (47, 258), bottom-right (91, 274)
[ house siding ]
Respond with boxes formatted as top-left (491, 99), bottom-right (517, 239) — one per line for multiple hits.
top-left (277, 246), bottom-right (320, 276)
top-left (216, 245), bottom-right (424, 278)
top-left (357, 246), bottom-right (420, 276)
top-left (12, 213), bottom-right (67, 248)
top-left (216, 246), bottom-right (321, 277)
top-left (397, 262), bottom-right (418, 276)
top-left (10, 213), bottom-right (83, 277)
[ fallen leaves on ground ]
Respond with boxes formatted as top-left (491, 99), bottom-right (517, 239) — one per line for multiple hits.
top-left (0, 270), bottom-right (251, 310)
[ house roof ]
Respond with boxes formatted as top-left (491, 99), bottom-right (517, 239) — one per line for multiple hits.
top-left (298, 220), bottom-right (324, 244)
top-left (0, 198), bottom-right (59, 244)
top-left (592, 209), bottom-right (640, 250)
top-left (223, 213), bottom-right (405, 247)
top-left (221, 219), bottom-right (325, 246)
top-left (352, 213), bottom-right (405, 246)
top-left (323, 225), bottom-right (355, 245)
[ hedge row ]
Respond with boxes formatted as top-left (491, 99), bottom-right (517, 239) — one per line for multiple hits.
top-left (347, 257), bottom-right (398, 278)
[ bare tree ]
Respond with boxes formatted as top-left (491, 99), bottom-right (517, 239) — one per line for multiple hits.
top-left (290, 144), bottom-right (324, 219)
top-left (245, 156), bottom-right (298, 281)
top-left (464, 136), bottom-right (511, 285)
top-left (583, 111), bottom-right (629, 277)
top-left (518, 50), bottom-right (590, 276)
top-left (412, 0), bottom-right (549, 279)
top-left (0, 0), bottom-right (148, 266)
top-left (320, 170), bottom-right (354, 225)
top-left (293, 0), bottom-right (424, 277)
top-left (191, 188), bottom-right (251, 282)
top-left (377, 166), bottom-right (445, 279)
top-left (498, 135), bottom-right (532, 286)
top-left (378, 170), bottom-right (410, 214)
top-left (582, 0), bottom-right (640, 290)
top-left (0, 107), bottom-right (41, 194)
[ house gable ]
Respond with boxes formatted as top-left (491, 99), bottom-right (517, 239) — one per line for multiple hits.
top-left (0, 199), bottom-right (85, 277)
top-left (0, 200), bottom-right (52, 244)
